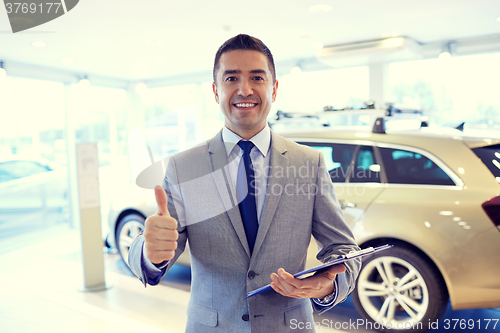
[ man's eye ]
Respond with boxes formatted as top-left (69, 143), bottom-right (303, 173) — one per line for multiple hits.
top-left (253, 76), bottom-right (264, 81)
top-left (225, 77), bottom-right (237, 82)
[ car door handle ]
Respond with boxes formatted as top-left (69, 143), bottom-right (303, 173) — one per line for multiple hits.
top-left (339, 200), bottom-right (356, 209)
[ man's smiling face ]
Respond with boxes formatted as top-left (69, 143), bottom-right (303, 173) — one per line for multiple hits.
top-left (212, 50), bottom-right (278, 139)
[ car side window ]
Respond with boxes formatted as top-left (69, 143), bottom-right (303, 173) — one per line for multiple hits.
top-left (379, 147), bottom-right (455, 185)
top-left (350, 145), bottom-right (381, 183)
top-left (299, 142), bottom-right (356, 182)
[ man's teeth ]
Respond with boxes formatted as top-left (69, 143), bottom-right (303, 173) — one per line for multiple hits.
top-left (235, 103), bottom-right (257, 107)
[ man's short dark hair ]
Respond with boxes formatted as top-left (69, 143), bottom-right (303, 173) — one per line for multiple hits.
top-left (213, 34), bottom-right (276, 84)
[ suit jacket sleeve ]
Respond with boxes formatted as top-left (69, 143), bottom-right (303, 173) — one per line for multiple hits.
top-left (310, 152), bottom-right (361, 313)
top-left (128, 156), bottom-right (189, 286)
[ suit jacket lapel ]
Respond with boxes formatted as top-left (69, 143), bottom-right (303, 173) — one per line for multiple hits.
top-left (208, 131), bottom-right (252, 256)
top-left (252, 131), bottom-right (289, 258)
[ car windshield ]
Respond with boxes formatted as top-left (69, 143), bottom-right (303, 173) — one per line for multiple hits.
top-left (471, 144), bottom-right (500, 182)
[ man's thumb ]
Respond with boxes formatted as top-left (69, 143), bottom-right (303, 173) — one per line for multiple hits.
top-left (154, 185), bottom-right (170, 216)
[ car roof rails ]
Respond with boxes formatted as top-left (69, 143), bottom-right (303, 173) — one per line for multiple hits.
top-left (270, 102), bottom-right (426, 132)
top-left (386, 103), bottom-right (423, 116)
top-left (275, 110), bottom-right (322, 121)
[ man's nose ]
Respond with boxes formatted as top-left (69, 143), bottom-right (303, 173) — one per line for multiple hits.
top-left (237, 79), bottom-right (253, 97)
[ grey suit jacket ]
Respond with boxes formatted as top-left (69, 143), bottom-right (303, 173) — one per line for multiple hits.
top-left (129, 130), bottom-right (361, 333)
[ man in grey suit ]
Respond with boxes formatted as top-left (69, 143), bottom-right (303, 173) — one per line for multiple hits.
top-left (129, 34), bottom-right (361, 332)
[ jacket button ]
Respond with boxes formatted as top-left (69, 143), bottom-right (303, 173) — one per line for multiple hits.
top-left (247, 271), bottom-right (256, 279)
top-left (242, 314), bottom-right (250, 321)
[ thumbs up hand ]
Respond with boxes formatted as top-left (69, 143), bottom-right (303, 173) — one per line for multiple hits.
top-left (144, 185), bottom-right (179, 264)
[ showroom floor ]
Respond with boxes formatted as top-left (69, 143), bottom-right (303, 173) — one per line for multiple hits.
top-left (1, 224), bottom-right (499, 333)
top-left (0, 225), bottom-right (346, 333)
top-left (0, 225), bottom-right (192, 333)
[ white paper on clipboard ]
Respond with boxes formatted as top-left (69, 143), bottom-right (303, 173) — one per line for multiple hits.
top-left (246, 244), bottom-right (393, 298)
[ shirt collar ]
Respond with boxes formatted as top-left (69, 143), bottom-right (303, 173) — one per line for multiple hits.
top-left (222, 125), bottom-right (271, 157)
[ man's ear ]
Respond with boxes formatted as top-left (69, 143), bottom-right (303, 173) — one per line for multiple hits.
top-left (212, 82), bottom-right (220, 104)
top-left (272, 79), bottom-right (279, 102)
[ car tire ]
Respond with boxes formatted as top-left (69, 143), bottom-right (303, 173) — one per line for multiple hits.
top-left (115, 214), bottom-right (145, 267)
top-left (352, 246), bottom-right (448, 333)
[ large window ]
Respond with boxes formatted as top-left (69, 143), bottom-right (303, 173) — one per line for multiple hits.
top-left (277, 66), bottom-right (369, 114)
top-left (387, 53), bottom-right (500, 130)
top-left (71, 85), bottom-right (128, 167)
top-left (0, 77), bottom-right (69, 239)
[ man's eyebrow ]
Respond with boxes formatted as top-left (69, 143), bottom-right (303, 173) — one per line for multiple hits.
top-left (250, 69), bottom-right (267, 75)
top-left (222, 70), bottom-right (241, 76)
top-left (222, 69), bottom-right (268, 76)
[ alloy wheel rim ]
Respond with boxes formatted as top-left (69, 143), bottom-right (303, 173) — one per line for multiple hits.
top-left (118, 220), bottom-right (144, 263)
top-left (357, 256), bottom-right (429, 328)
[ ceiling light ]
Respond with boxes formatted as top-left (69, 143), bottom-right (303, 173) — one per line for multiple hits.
top-left (62, 57), bottom-right (74, 65)
top-left (32, 41), bottom-right (47, 47)
top-left (497, 16), bottom-right (500, 22)
top-left (79, 75), bottom-right (90, 86)
top-left (311, 41), bottom-right (324, 49)
top-left (309, 4), bottom-right (333, 13)
top-left (439, 42), bottom-right (456, 60)
top-left (438, 51), bottom-right (451, 60)
top-left (290, 66), bottom-right (302, 75)
top-left (135, 82), bottom-right (148, 94)
top-left (493, 159), bottom-right (500, 170)
top-left (0, 61), bottom-right (6, 77)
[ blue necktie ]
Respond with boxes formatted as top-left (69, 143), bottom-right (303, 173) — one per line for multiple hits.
top-left (237, 140), bottom-right (258, 254)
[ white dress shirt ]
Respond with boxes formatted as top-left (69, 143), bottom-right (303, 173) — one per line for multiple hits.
top-left (222, 125), bottom-right (271, 222)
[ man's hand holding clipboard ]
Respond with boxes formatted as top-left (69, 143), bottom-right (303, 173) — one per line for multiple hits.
top-left (247, 244), bottom-right (393, 298)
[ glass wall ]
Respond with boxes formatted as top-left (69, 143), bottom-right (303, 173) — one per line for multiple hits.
top-left (0, 77), bottom-right (69, 242)
top-left (387, 52), bottom-right (500, 133)
top-left (277, 66), bottom-right (370, 113)
top-left (0, 78), bottom-right (129, 244)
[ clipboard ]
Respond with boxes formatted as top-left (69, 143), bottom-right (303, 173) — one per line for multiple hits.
top-left (246, 244), bottom-right (393, 298)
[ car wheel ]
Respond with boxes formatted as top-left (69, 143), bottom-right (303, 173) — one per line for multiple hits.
top-left (115, 214), bottom-right (145, 266)
top-left (352, 246), bottom-right (448, 333)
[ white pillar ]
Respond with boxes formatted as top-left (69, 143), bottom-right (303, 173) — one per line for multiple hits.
top-left (76, 143), bottom-right (109, 292)
top-left (369, 63), bottom-right (388, 108)
top-left (64, 83), bottom-right (78, 229)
